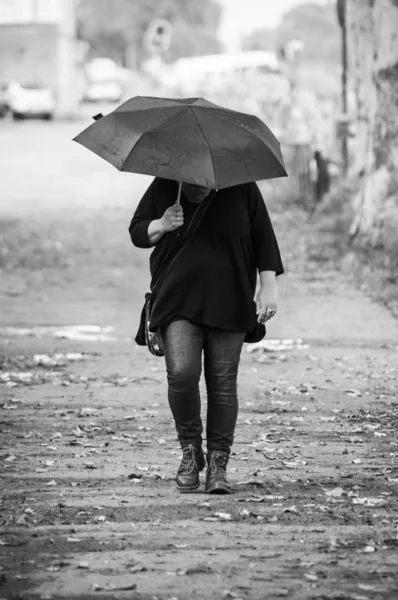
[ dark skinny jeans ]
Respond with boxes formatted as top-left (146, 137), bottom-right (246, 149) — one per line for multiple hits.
top-left (161, 319), bottom-right (245, 454)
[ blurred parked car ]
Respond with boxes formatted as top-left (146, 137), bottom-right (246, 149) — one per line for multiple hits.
top-left (83, 80), bottom-right (122, 103)
top-left (0, 81), bottom-right (10, 117)
top-left (82, 58), bottom-right (123, 103)
top-left (3, 81), bottom-right (55, 120)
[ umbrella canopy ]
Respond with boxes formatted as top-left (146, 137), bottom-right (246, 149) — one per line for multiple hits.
top-left (73, 96), bottom-right (287, 189)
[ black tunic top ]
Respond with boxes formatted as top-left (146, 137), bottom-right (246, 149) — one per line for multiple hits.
top-left (129, 178), bottom-right (284, 333)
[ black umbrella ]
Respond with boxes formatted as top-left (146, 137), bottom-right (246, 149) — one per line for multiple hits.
top-left (74, 96), bottom-right (287, 197)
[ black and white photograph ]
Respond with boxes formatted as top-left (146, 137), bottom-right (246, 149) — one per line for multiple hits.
top-left (0, 0), bottom-right (397, 598)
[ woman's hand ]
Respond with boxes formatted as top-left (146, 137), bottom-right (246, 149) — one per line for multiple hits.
top-left (160, 204), bottom-right (184, 232)
top-left (147, 203), bottom-right (184, 246)
top-left (256, 271), bottom-right (277, 323)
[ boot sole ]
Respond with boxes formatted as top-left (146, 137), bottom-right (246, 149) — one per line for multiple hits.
top-left (206, 484), bottom-right (232, 495)
top-left (176, 481), bottom-right (200, 493)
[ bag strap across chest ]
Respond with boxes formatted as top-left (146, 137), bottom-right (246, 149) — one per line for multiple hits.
top-left (150, 188), bottom-right (216, 295)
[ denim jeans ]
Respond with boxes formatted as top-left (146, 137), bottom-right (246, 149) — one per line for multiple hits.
top-left (161, 319), bottom-right (245, 454)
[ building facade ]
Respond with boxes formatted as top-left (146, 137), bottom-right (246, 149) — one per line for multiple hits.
top-left (0, 0), bottom-right (79, 116)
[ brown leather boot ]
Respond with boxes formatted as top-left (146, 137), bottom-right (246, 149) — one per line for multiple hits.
top-left (205, 450), bottom-right (232, 494)
top-left (176, 444), bottom-right (205, 492)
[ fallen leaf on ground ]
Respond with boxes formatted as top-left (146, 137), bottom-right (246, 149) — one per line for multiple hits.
top-left (352, 497), bottom-right (387, 507)
top-left (237, 495), bottom-right (284, 503)
top-left (283, 505), bottom-right (298, 513)
top-left (214, 512), bottom-right (232, 520)
top-left (4, 455), bottom-right (17, 462)
top-left (362, 545), bottom-right (376, 553)
top-left (72, 427), bottom-right (85, 437)
top-left (79, 407), bottom-right (97, 416)
top-left (346, 388), bottom-right (362, 397)
top-left (127, 473), bottom-right (143, 479)
top-left (358, 583), bottom-right (387, 592)
top-left (325, 487), bottom-right (345, 498)
top-left (185, 565), bottom-right (213, 575)
top-left (113, 583), bottom-right (137, 591)
top-left (223, 591), bottom-right (243, 600)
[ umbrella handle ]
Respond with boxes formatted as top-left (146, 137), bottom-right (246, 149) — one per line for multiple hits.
top-left (175, 181), bottom-right (182, 205)
top-left (175, 181), bottom-right (182, 236)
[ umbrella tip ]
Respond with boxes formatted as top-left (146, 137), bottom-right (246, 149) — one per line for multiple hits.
top-left (92, 113), bottom-right (104, 121)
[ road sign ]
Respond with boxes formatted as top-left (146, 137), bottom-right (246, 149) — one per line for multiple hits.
top-left (143, 18), bottom-right (172, 54)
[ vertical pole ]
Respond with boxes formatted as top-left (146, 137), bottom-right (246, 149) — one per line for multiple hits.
top-left (341, 4), bottom-right (348, 175)
top-left (56, 0), bottom-right (79, 118)
top-left (32, 0), bottom-right (39, 23)
top-left (338, 0), bottom-right (349, 175)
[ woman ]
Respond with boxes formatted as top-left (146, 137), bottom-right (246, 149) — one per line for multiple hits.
top-left (129, 178), bottom-right (283, 494)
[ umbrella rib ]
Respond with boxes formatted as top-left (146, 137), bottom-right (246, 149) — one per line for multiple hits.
top-left (119, 106), bottom-right (189, 172)
top-left (193, 107), bottom-right (286, 177)
top-left (190, 108), bottom-right (217, 186)
top-left (193, 106), bottom-right (283, 161)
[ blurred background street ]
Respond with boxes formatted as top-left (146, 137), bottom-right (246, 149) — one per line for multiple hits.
top-left (1, 1), bottom-right (398, 599)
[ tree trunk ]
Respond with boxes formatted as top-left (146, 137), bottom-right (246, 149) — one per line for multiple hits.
top-left (347, 0), bottom-right (398, 250)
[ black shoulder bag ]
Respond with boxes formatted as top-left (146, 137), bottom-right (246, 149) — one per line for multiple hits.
top-left (135, 190), bottom-right (215, 357)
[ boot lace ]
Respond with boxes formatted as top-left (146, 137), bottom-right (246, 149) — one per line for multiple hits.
top-left (209, 451), bottom-right (228, 476)
top-left (179, 445), bottom-right (197, 474)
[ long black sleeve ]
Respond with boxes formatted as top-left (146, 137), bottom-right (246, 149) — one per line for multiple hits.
top-left (129, 178), bottom-right (159, 248)
top-left (130, 179), bottom-right (284, 335)
top-left (249, 183), bottom-right (284, 276)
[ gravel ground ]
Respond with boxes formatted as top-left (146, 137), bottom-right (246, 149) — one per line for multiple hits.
top-left (0, 119), bottom-right (397, 600)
